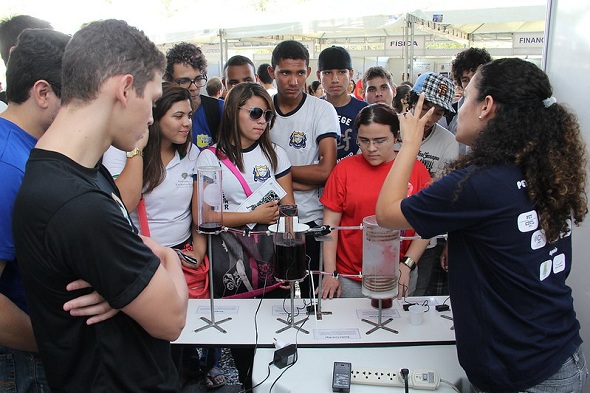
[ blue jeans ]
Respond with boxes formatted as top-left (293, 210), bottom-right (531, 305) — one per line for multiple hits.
top-left (473, 345), bottom-right (588, 393)
top-left (0, 346), bottom-right (49, 393)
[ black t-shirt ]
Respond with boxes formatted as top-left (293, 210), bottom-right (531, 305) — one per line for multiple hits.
top-left (401, 164), bottom-right (581, 391)
top-left (13, 149), bottom-right (180, 392)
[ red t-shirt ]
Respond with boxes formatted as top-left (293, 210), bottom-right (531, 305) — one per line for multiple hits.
top-left (320, 154), bottom-right (431, 280)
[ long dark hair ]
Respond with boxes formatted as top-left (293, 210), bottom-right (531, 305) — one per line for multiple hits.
top-left (143, 82), bottom-right (193, 194)
top-left (392, 85), bottom-right (411, 114)
top-left (354, 103), bottom-right (401, 142)
top-left (308, 80), bottom-right (321, 95)
top-left (448, 58), bottom-right (587, 242)
top-left (215, 82), bottom-right (277, 172)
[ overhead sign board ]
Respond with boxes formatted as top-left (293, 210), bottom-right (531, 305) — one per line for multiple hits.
top-left (385, 36), bottom-right (425, 56)
top-left (513, 33), bottom-right (545, 48)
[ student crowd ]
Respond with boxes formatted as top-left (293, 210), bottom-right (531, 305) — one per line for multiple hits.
top-left (1, 15), bottom-right (587, 393)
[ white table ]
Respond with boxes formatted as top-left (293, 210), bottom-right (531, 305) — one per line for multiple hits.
top-left (252, 345), bottom-right (470, 393)
top-left (175, 296), bottom-right (455, 347)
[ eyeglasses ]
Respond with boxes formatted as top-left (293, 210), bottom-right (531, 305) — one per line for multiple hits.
top-left (240, 107), bottom-right (275, 122)
top-left (173, 75), bottom-right (207, 88)
top-left (357, 136), bottom-right (392, 147)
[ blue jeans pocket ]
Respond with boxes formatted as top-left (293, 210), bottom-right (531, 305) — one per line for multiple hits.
top-left (0, 353), bottom-right (17, 393)
top-left (0, 348), bottom-right (49, 393)
top-left (524, 347), bottom-right (588, 393)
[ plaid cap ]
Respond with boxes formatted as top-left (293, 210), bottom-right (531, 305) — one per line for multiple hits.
top-left (412, 72), bottom-right (456, 113)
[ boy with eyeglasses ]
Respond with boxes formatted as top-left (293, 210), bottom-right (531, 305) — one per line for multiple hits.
top-left (165, 42), bottom-right (223, 150)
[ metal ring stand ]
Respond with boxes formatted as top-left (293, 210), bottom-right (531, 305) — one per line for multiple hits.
top-left (194, 229), bottom-right (232, 333)
top-left (361, 299), bottom-right (399, 335)
top-left (275, 280), bottom-right (309, 334)
top-left (190, 224), bottom-right (439, 334)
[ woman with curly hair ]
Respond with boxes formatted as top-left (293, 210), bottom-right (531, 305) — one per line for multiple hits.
top-left (376, 58), bottom-right (588, 392)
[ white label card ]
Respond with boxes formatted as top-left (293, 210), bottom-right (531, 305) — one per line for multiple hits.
top-left (196, 305), bottom-right (240, 315)
top-left (313, 328), bottom-right (361, 340)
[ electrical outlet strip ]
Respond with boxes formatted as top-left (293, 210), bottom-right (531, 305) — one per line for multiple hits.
top-left (351, 367), bottom-right (440, 390)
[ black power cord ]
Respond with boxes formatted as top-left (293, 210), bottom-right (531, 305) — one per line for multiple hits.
top-left (400, 368), bottom-right (410, 393)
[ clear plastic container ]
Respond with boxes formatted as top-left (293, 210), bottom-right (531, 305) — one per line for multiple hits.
top-left (196, 166), bottom-right (223, 233)
top-left (361, 215), bottom-right (400, 299)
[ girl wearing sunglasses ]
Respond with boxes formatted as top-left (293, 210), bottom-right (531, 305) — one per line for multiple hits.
top-left (195, 82), bottom-right (294, 234)
top-left (194, 82), bottom-right (294, 389)
top-left (194, 82), bottom-right (295, 299)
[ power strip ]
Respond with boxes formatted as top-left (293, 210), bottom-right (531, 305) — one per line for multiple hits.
top-left (351, 367), bottom-right (440, 390)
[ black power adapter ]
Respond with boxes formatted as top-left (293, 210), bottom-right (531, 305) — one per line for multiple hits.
top-left (332, 362), bottom-right (351, 392)
top-left (435, 304), bottom-right (450, 312)
top-left (273, 344), bottom-right (297, 369)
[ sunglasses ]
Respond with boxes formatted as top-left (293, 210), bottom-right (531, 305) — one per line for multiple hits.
top-left (240, 107), bottom-right (274, 122)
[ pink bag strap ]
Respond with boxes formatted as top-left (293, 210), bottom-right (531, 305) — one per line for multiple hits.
top-left (223, 282), bottom-right (282, 299)
top-left (207, 146), bottom-right (252, 196)
top-left (136, 198), bottom-right (151, 237)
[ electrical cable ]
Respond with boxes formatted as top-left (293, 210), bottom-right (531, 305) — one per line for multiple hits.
top-left (441, 378), bottom-right (461, 393)
top-left (267, 357), bottom-right (297, 393)
top-left (238, 274), bottom-right (269, 393)
top-left (243, 362), bottom-right (272, 393)
top-left (267, 315), bottom-right (307, 392)
top-left (400, 368), bottom-right (410, 393)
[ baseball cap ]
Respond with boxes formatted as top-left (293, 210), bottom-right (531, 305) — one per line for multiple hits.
top-left (318, 46), bottom-right (352, 71)
top-left (412, 72), bottom-right (456, 113)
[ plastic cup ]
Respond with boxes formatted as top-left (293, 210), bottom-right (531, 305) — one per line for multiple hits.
top-left (408, 304), bottom-right (427, 325)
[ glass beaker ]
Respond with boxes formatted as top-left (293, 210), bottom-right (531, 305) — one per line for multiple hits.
top-left (362, 215), bottom-right (400, 299)
top-left (272, 205), bottom-right (307, 282)
top-left (196, 166), bottom-right (223, 233)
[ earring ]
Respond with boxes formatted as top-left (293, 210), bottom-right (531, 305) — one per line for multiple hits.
top-left (478, 115), bottom-right (482, 119)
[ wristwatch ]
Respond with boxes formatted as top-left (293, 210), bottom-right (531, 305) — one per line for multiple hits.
top-left (401, 256), bottom-right (416, 271)
top-left (331, 270), bottom-right (339, 279)
top-left (126, 148), bottom-right (143, 158)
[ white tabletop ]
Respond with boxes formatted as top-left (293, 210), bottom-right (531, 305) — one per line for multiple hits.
top-left (175, 296), bottom-right (455, 347)
top-left (252, 345), bottom-right (470, 393)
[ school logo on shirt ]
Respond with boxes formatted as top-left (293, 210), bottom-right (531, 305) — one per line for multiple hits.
top-left (253, 165), bottom-right (271, 182)
top-left (197, 134), bottom-right (212, 148)
top-left (289, 131), bottom-right (307, 149)
top-left (176, 172), bottom-right (193, 188)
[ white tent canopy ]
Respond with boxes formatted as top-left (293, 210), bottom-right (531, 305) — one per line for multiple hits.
top-left (153, 5), bottom-right (546, 81)
top-left (153, 5), bottom-right (545, 46)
